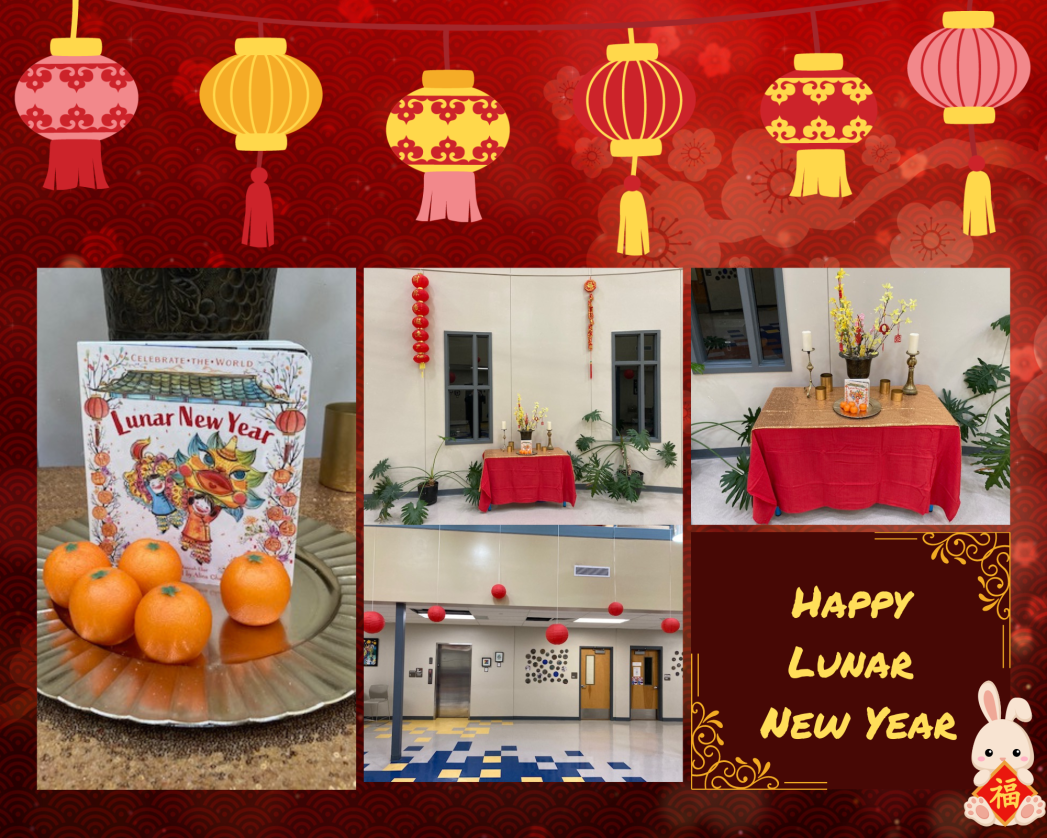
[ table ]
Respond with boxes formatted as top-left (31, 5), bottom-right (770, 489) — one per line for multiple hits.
top-left (37, 459), bottom-right (357, 791)
top-left (747, 385), bottom-right (961, 524)
top-left (479, 447), bottom-right (577, 512)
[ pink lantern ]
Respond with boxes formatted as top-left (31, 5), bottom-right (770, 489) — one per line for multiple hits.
top-left (907, 10), bottom-right (1030, 236)
top-left (16, 16), bottom-right (137, 191)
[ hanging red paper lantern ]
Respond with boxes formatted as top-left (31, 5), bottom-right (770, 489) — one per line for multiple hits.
top-left (608, 601), bottom-right (624, 617)
top-left (275, 409), bottom-right (306, 435)
top-left (414, 353), bottom-right (430, 365)
top-left (412, 302), bottom-right (430, 316)
top-left (413, 341), bottom-right (430, 354)
top-left (761, 53), bottom-right (877, 198)
top-left (412, 315), bottom-right (428, 328)
top-left (574, 31), bottom-right (695, 256)
top-left (413, 328), bottom-right (429, 342)
top-left (491, 583), bottom-right (506, 599)
top-left (363, 611), bottom-right (385, 633)
top-left (411, 274), bottom-right (432, 373)
top-left (412, 288), bottom-right (430, 302)
top-left (83, 395), bottom-right (109, 420)
top-left (661, 617), bottom-right (680, 634)
top-left (427, 605), bottom-right (446, 623)
top-left (412, 273), bottom-right (430, 289)
top-left (907, 10), bottom-right (1030, 236)
top-left (623, 369), bottom-right (635, 380)
top-left (546, 623), bottom-right (569, 645)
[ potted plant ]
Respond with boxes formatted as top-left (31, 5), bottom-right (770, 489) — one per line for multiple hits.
top-left (572, 409), bottom-right (677, 501)
top-left (830, 268), bottom-right (916, 378)
top-left (365, 436), bottom-right (482, 525)
top-left (691, 407), bottom-right (761, 511)
top-left (514, 395), bottom-right (548, 443)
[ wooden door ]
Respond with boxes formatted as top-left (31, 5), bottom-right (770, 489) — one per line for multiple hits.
top-left (579, 648), bottom-right (611, 719)
top-left (630, 648), bottom-right (660, 720)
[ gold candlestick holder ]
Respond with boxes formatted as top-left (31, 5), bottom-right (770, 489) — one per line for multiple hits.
top-left (903, 351), bottom-right (919, 395)
top-left (547, 428), bottom-right (552, 451)
top-left (803, 349), bottom-right (815, 398)
top-left (502, 427), bottom-right (507, 450)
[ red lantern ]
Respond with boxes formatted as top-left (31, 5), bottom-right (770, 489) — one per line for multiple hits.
top-left (411, 274), bottom-right (432, 374)
top-left (608, 601), bottom-right (624, 617)
top-left (427, 605), bottom-right (446, 623)
top-left (275, 409), bottom-right (306, 435)
top-left (84, 395), bottom-right (109, 420)
top-left (414, 353), bottom-right (430, 366)
top-left (907, 10), bottom-right (1030, 236)
top-left (412, 302), bottom-right (429, 316)
top-left (761, 53), bottom-right (877, 198)
top-left (491, 583), bottom-right (506, 599)
top-left (412, 273), bottom-right (430, 289)
top-left (622, 369), bottom-right (635, 380)
top-left (363, 611), bottom-right (385, 633)
top-left (546, 623), bottom-right (569, 645)
top-left (413, 329), bottom-right (429, 342)
top-left (574, 30), bottom-right (695, 256)
top-left (661, 617), bottom-right (680, 634)
top-left (413, 342), bottom-right (429, 353)
top-left (412, 315), bottom-right (428, 328)
top-left (412, 288), bottom-right (430, 302)
top-left (449, 371), bottom-right (456, 384)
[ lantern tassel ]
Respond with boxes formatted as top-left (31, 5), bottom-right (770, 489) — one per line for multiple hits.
top-left (243, 167), bottom-right (275, 248)
top-left (618, 171), bottom-right (649, 256)
top-left (791, 149), bottom-right (852, 198)
top-left (963, 168), bottom-right (995, 237)
top-left (45, 139), bottom-right (108, 190)
top-left (418, 171), bottom-right (481, 222)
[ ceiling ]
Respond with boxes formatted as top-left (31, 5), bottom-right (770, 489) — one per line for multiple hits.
top-left (367, 602), bottom-right (684, 631)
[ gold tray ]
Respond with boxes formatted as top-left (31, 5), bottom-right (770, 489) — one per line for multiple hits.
top-left (833, 397), bottom-right (883, 420)
top-left (37, 517), bottom-right (355, 727)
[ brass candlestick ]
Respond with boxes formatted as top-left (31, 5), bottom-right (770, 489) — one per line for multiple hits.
top-left (803, 349), bottom-right (815, 398)
top-left (547, 428), bottom-right (552, 451)
top-left (903, 351), bottom-right (919, 395)
top-left (502, 427), bottom-right (507, 451)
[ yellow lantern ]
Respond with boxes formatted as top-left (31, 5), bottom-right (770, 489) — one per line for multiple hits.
top-left (386, 70), bottom-right (510, 222)
top-left (199, 38), bottom-right (323, 247)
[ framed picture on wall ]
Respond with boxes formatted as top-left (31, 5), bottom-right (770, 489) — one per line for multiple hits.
top-left (363, 637), bottom-right (379, 666)
top-left (481, 657), bottom-right (492, 668)
top-left (495, 651), bottom-right (504, 663)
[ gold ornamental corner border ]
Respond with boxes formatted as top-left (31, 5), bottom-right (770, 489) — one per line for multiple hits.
top-left (691, 531), bottom-right (1011, 791)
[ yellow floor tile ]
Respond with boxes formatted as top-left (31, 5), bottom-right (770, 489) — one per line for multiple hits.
top-left (480, 769), bottom-right (500, 778)
top-left (522, 777), bottom-right (543, 782)
top-left (457, 778), bottom-right (480, 783)
top-left (383, 764), bottom-right (408, 771)
top-left (502, 722), bottom-right (513, 725)
top-left (483, 756), bottom-right (500, 763)
top-left (473, 728), bottom-right (490, 734)
top-left (438, 769), bottom-right (462, 779)
top-left (562, 777), bottom-right (585, 782)
top-left (376, 734), bottom-right (391, 739)
top-left (414, 737), bottom-right (431, 742)
top-left (391, 778), bottom-right (415, 782)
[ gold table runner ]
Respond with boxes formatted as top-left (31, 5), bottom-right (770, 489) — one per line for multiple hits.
top-left (753, 385), bottom-right (959, 431)
top-left (483, 446), bottom-right (570, 459)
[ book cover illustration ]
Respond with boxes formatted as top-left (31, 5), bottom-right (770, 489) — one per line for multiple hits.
top-left (78, 342), bottom-right (311, 584)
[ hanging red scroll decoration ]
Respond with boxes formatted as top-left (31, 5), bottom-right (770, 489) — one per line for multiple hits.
top-left (584, 278), bottom-right (596, 378)
top-left (907, 10), bottom-right (1030, 236)
top-left (573, 30), bottom-right (695, 256)
top-left (412, 272), bottom-right (431, 374)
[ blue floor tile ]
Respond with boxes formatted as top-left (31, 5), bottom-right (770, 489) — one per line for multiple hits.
top-left (608, 762), bottom-right (631, 770)
top-left (536, 755), bottom-right (554, 762)
top-left (453, 742), bottom-right (472, 751)
top-left (502, 745), bottom-right (517, 751)
top-left (565, 750), bottom-right (584, 756)
top-left (405, 746), bottom-right (423, 752)
top-left (623, 776), bottom-right (646, 782)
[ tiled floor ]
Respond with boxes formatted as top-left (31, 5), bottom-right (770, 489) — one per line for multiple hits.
top-left (363, 718), bottom-right (683, 782)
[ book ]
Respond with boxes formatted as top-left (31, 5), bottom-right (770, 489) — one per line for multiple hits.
top-left (78, 341), bottom-right (311, 585)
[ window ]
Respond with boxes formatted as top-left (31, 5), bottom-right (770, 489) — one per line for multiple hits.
top-left (692, 268), bottom-right (791, 373)
top-left (612, 331), bottom-right (659, 440)
top-left (444, 332), bottom-right (492, 443)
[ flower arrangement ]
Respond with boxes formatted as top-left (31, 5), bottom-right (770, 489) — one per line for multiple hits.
top-left (830, 269), bottom-right (916, 357)
top-left (514, 395), bottom-right (549, 431)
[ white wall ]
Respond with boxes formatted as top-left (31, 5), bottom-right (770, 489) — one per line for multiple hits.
top-left (37, 268), bottom-right (356, 465)
top-left (364, 623), bottom-right (684, 720)
top-left (364, 268), bottom-right (684, 490)
top-left (693, 268), bottom-right (1010, 450)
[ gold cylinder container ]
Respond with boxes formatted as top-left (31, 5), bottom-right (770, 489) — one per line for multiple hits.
top-left (891, 388), bottom-right (904, 403)
top-left (318, 402), bottom-right (357, 492)
top-left (820, 373), bottom-right (833, 392)
top-left (879, 379), bottom-right (891, 395)
top-left (815, 385), bottom-right (827, 401)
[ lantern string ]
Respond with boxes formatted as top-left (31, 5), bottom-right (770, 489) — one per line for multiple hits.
top-left (370, 527), bottom-right (376, 611)
top-left (71, 0), bottom-right (80, 38)
top-left (436, 524), bottom-right (441, 603)
top-left (968, 125), bottom-right (978, 159)
top-left (497, 525), bottom-right (501, 584)
top-left (555, 525), bottom-right (560, 621)
top-left (627, 28), bottom-right (635, 44)
top-left (443, 30), bottom-right (451, 70)
top-left (810, 11), bottom-right (820, 53)
top-left (612, 526), bottom-right (616, 601)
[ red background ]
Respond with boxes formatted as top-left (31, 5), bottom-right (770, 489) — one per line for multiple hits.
top-left (3, 0), bottom-right (1047, 832)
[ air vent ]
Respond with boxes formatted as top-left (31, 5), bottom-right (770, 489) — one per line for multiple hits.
top-left (525, 616), bottom-right (552, 622)
top-left (574, 565), bottom-right (610, 577)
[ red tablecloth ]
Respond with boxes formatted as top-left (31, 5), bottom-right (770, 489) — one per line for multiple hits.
top-left (748, 425), bottom-right (962, 524)
top-left (479, 449), bottom-right (577, 512)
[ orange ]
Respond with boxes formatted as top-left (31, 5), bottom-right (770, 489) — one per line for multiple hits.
top-left (135, 582), bottom-right (213, 664)
top-left (68, 567), bottom-right (142, 646)
top-left (118, 538), bottom-right (183, 596)
top-left (42, 541), bottom-right (111, 608)
top-left (221, 551), bottom-right (292, 626)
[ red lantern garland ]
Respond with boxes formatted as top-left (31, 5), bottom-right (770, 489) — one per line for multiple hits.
top-left (584, 278), bottom-right (596, 379)
top-left (427, 604), bottom-right (446, 623)
top-left (363, 611), bottom-right (385, 633)
top-left (608, 601), bottom-right (624, 617)
top-left (546, 623), bottom-right (569, 645)
top-left (411, 273), bottom-right (431, 373)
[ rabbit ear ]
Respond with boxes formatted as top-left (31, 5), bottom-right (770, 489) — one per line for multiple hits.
top-left (979, 681), bottom-right (1002, 722)
top-left (1006, 698), bottom-right (1032, 723)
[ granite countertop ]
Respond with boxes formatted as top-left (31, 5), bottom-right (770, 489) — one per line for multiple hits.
top-left (37, 459), bottom-right (357, 791)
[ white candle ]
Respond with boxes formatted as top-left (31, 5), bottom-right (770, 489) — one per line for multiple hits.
top-left (908, 333), bottom-right (919, 354)
top-left (547, 422), bottom-right (552, 431)
top-left (501, 420), bottom-right (507, 430)
top-left (801, 331), bottom-right (813, 352)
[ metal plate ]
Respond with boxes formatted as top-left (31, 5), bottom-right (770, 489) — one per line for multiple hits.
top-left (38, 517), bottom-right (355, 727)
top-left (833, 397), bottom-right (883, 420)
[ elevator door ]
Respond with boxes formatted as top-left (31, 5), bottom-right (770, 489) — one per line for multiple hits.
top-left (579, 648), bottom-right (611, 719)
top-left (630, 648), bottom-right (660, 720)
top-left (435, 644), bottom-right (471, 718)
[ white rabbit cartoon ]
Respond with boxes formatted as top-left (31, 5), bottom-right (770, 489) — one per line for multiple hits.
top-left (964, 680), bottom-right (1046, 826)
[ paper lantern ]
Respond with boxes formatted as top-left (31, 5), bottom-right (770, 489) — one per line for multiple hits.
top-left (84, 395), bottom-right (109, 420)
top-left (608, 601), bottom-right (624, 617)
top-left (363, 611), bottom-right (385, 633)
top-left (410, 274), bottom-right (431, 373)
top-left (574, 30), bottom-right (695, 256)
top-left (387, 70), bottom-right (510, 223)
top-left (661, 617), bottom-right (680, 634)
top-left (16, 7), bottom-right (138, 191)
top-left (491, 583), bottom-right (506, 599)
top-left (546, 623), bottom-right (569, 645)
top-left (761, 53), bottom-right (877, 198)
top-left (275, 409), bottom-right (306, 435)
top-left (200, 38), bottom-right (322, 248)
top-left (427, 605), bottom-right (446, 623)
top-left (907, 11), bottom-right (1030, 236)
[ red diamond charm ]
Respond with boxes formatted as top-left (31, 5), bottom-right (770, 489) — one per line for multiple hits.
top-left (974, 761), bottom-right (1036, 826)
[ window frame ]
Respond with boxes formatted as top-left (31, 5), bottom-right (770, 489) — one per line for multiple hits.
top-left (611, 329), bottom-right (661, 442)
top-left (691, 267), bottom-right (792, 374)
top-left (443, 331), bottom-right (493, 445)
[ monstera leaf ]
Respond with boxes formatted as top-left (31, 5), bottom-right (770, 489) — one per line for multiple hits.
top-left (736, 407), bottom-right (762, 445)
top-left (364, 475), bottom-right (405, 522)
top-left (991, 315), bottom-right (1010, 337)
top-left (657, 440), bottom-right (678, 468)
top-left (974, 409), bottom-right (1010, 490)
top-left (939, 389), bottom-right (984, 443)
top-left (719, 456), bottom-right (752, 511)
top-left (463, 461), bottom-right (483, 507)
top-left (400, 499), bottom-right (429, 526)
top-left (964, 359), bottom-right (1009, 396)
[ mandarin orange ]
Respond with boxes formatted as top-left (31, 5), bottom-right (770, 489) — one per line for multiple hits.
top-left (68, 567), bottom-right (142, 646)
top-left (42, 541), bottom-right (111, 608)
top-left (118, 538), bottom-right (183, 595)
top-left (135, 582), bottom-right (213, 664)
top-left (221, 551), bottom-right (291, 626)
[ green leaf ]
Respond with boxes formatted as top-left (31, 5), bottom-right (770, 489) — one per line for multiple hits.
top-left (569, 451), bottom-right (585, 480)
top-left (657, 440), bottom-right (678, 468)
top-left (692, 362), bottom-right (705, 375)
top-left (364, 476), bottom-right (405, 522)
top-left (580, 453), bottom-right (614, 498)
top-left (400, 499), bottom-right (429, 525)
top-left (737, 407), bottom-right (761, 445)
top-left (625, 427), bottom-right (652, 452)
top-left (368, 458), bottom-right (391, 481)
top-left (582, 409), bottom-right (603, 424)
top-left (719, 455), bottom-right (752, 511)
top-left (964, 359), bottom-right (1010, 396)
top-left (991, 315), bottom-right (1011, 337)
top-left (704, 336), bottom-right (731, 351)
top-left (463, 461), bottom-right (483, 507)
top-left (939, 389), bottom-right (984, 443)
top-left (576, 434), bottom-right (595, 453)
top-left (974, 409), bottom-right (1010, 490)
